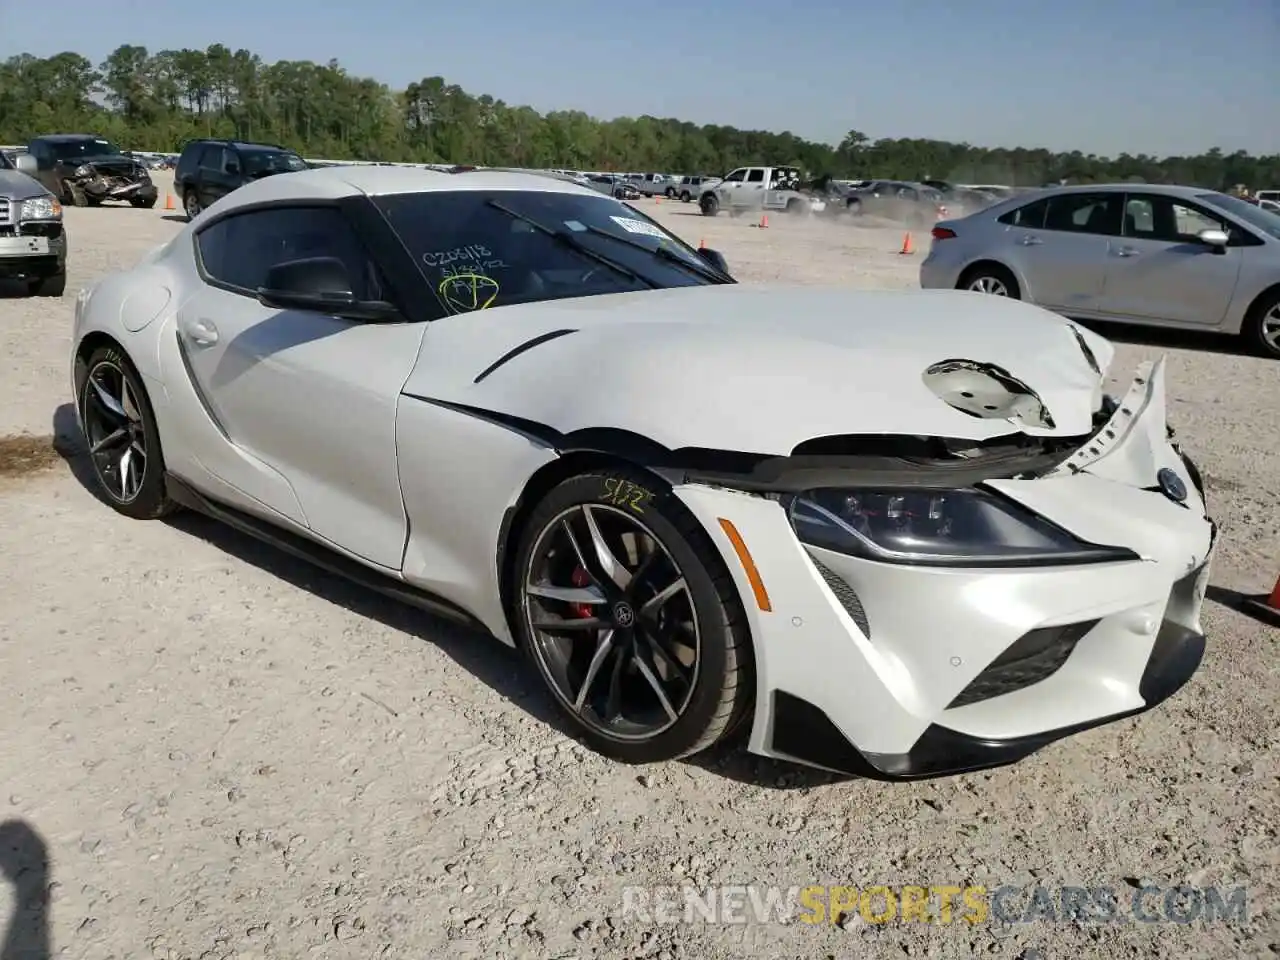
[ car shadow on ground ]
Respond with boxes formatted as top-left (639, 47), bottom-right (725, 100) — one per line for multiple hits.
top-left (160, 215), bottom-right (189, 225)
top-left (0, 819), bottom-right (52, 960)
top-left (1071, 318), bottom-right (1268, 360)
top-left (0, 279), bottom-right (37, 300)
top-left (50, 402), bottom-right (889, 792)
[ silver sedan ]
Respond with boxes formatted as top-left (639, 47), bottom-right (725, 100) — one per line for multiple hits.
top-left (918, 183), bottom-right (1280, 358)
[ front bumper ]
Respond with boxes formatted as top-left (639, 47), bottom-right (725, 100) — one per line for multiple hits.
top-left (82, 175), bottom-right (157, 203)
top-left (672, 358), bottom-right (1215, 780)
top-left (0, 222), bottom-right (66, 278)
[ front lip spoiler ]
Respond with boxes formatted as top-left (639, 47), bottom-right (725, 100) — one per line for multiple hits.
top-left (768, 618), bottom-right (1205, 781)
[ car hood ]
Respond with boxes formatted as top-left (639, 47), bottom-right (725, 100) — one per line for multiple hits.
top-left (404, 285), bottom-right (1115, 456)
top-left (0, 168), bottom-right (52, 199)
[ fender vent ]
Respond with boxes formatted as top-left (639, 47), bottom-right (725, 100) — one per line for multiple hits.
top-left (807, 553), bottom-right (871, 639)
top-left (473, 329), bottom-right (578, 383)
top-left (948, 619), bottom-right (1098, 709)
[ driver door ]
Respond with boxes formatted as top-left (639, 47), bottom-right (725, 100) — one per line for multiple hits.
top-left (175, 203), bottom-right (426, 569)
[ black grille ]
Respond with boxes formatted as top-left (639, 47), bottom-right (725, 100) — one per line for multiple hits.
top-left (948, 620), bottom-right (1098, 709)
top-left (807, 553), bottom-right (871, 638)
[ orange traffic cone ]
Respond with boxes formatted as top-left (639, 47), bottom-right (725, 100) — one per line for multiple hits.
top-left (1242, 573), bottom-right (1280, 627)
top-left (164, 193), bottom-right (175, 211)
top-left (899, 232), bottom-right (913, 255)
top-left (753, 214), bottom-right (768, 228)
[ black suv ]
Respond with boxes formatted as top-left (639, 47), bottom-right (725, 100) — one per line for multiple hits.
top-left (174, 139), bottom-right (309, 219)
top-left (25, 134), bottom-right (158, 208)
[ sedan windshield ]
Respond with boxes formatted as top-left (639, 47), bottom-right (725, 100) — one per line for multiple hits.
top-left (0, 151), bottom-right (12, 170)
top-left (1198, 192), bottom-right (1280, 241)
top-left (374, 188), bottom-right (730, 314)
top-left (51, 138), bottom-right (125, 160)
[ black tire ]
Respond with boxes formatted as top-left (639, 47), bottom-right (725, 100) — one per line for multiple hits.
top-left (665, 186), bottom-right (677, 198)
top-left (510, 468), bottom-right (753, 764)
top-left (1244, 288), bottom-right (1280, 359)
top-left (76, 345), bottom-right (179, 520)
top-left (785, 198), bottom-right (803, 215)
top-left (699, 193), bottom-right (719, 216)
top-left (27, 272), bottom-right (66, 297)
top-left (680, 191), bottom-right (692, 202)
top-left (958, 263), bottom-right (1021, 299)
top-left (846, 198), bottom-right (862, 215)
top-left (183, 189), bottom-right (201, 220)
top-left (131, 196), bottom-right (157, 209)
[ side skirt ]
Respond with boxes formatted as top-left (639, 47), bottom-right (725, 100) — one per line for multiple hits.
top-left (165, 473), bottom-right (489, 633)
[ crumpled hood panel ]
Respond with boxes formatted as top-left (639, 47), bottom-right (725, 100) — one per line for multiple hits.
top-left (405, 285), bottom-right (1114, 456)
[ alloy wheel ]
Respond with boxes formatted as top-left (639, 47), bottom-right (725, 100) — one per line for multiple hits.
top-left (968, 275), bottom-right (1009, 296)
top-left (1261, 303), bottom-right (1280, 354)
top-left (522, 503), bottom-right (701, 741)
top-left (81, 360), bottom-right (148, 503)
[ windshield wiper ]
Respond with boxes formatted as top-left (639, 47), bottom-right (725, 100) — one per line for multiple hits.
top-left (576, 223), bottom-right (734, 283)
top-left (485, 200), bottom-right (658, 288)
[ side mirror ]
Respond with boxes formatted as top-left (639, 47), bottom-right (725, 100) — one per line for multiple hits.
top-left (1196, 228), bottom-right (1229, 249)
top-left (697, 247), bottom-right (730, 276)
top-left (257, 256), bottom-right (401, 322)
top-left (14, 154), bottom-right (37, 176)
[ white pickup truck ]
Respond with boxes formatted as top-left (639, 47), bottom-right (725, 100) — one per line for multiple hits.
top-left (698, 165), bottom-right (825, 217)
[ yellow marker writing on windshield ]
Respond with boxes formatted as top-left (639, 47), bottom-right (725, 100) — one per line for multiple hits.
top-left (438, 273), bottom-right (499, 311)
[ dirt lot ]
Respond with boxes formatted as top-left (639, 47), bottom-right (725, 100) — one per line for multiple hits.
top-left (1, 176), bottom-right (1277, 960)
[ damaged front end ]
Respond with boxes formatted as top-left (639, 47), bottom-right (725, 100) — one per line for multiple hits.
top-left (62, 157), bottom-right (158, 207)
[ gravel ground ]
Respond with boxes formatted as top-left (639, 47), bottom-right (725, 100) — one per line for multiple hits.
top-left (1, 176), bottom-right (1277, 960)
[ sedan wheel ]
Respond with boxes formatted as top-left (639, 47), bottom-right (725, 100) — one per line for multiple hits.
top-left (513, 471), bottom-right (752, 763)
top-left (77, 346), bottom-right (177, 520)
top-left (960, 265), bottom-right (1021, 300)
top-left (968, 276), bottom-right (1009, 296)
top-left (1246, 292), bottom-right (1280, 359)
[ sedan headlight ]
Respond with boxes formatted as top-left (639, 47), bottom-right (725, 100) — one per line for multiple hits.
top-left (20, 196), bottom-right (62, 220)
top-left (786, 487), bottom-right (1136, 567)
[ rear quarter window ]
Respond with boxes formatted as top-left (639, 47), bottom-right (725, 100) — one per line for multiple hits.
top-left (997, 198), bottom-right (1049, 228)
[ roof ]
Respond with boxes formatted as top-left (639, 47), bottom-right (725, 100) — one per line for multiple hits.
top-left (31, 133), bottom-right (105, 142)
top-left (211, 164), bottom-right (601, 208)
top-left (1020, 183), bottom-right (1222, 198)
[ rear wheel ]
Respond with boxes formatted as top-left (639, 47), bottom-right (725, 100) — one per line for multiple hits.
top-left (511, 469), bottom-right (753, 764)
top-left (699, 193), bottom-right (719, 216)
top-left (1244, 289), bottom-right (1280, 359)
top-left (76, 345), bottom-right (178, 520)
top-left (183, 189), bottom-right (201, 219)
top-left (680, 191), bottom-right (692, 202)
top-left (958, 263), bottom-right (1021, 299)
top-left (665, 186), bottom-right (677, 198)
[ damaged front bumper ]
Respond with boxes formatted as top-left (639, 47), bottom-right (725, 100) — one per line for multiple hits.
top-left (671, 357), bottom-right (1215, 780)
top-left (71, 166), bottom-right (157, 204)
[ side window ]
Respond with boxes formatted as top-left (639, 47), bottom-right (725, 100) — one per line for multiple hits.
top-left (196, 206), bottom-right (386, 302)
top-left (997, 198), bottom-right (1049, 228)
top-left (723, 168), bottom-right (746, 183)
top-left (1043, 193), bottom-right (1122, 236)
top-left (196, 146), bottom-right (222, 171)
top-left (1123, 195), bottom-right (1227, 243)
top-left (746, 169), bottom-right (765, 183)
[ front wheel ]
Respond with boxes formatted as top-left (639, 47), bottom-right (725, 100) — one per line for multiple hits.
top-left (680, 191), bottom-right (692, 202)
top-left (1244, 289), bottom-right (1280, 359)
top-left (183, 189), bottom-right (201, 220)
top-left (131, 196), bottom-right (157, 209)
top-left (511, 470), bottom-right (753, 764)
top-left (76, 345), bottom-right (178, 520)
top-left (665, 187), bottom-right (677, 198)
top-left (699, 193), bottom-right (719, 216)
top-left (958, 264), bottom-right (1021, 299)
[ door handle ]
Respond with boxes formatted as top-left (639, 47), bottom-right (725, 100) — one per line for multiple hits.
top-left (1114, 247), bottom-right (1140, 257)
top-left (185, 318), bottom-right (218, 346)
top-left (1020, 235), bottom-right (1042, 245)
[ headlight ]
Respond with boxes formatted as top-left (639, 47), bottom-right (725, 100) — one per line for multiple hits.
top-left (786, 487), bottom-right (1137, 567)
top-left (20, 196), bottom-right (62, 220)
top-left (74, 164), bottom-right (93, 178)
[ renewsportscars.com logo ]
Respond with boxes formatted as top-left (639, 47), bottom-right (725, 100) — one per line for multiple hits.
top-left (620, 884), bottom-right (1249, 926)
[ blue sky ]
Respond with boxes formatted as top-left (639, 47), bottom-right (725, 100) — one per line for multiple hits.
top-left (3, 0), bottom-right (1277, 157)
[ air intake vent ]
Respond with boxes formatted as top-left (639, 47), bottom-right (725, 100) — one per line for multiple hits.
top-left (807, 552), bottom-right (871, 638)
top-left (948, 620), bottom-right (1098, 708)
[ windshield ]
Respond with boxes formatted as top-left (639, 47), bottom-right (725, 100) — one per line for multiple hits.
top-left (1198, 192), bottom-right (1280, 240)
top-left (240, 148), bottom-right (308, 177)
top-left (0, 151), bottom-right (12, 170)
top-left (50, 138), bottom-right (125, 160)
top-left (374, 188), bottom-right (724, 315)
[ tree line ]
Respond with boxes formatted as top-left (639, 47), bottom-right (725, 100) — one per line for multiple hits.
top-left (2, 45), bottom-right (1277, 190)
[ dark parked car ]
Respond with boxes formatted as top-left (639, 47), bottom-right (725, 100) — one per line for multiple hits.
top-left (24, 134), bottom-right (158, 208)
top-left (174, 139), bottom-right (309, 219)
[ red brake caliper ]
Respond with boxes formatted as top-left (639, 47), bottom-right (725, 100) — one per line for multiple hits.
top-left (570, 566), bottom-right (594, 620)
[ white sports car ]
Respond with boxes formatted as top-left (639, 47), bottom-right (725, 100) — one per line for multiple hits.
top-left (70, 167), bottom-right (1215, 779)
